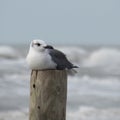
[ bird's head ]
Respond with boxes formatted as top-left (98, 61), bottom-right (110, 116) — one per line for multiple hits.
top-left (30, 39), bottom-right (47, 52)
top-left (30, 39), bottom-right (53, 52)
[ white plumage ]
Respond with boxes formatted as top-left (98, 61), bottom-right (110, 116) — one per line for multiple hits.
top-left (26, 39), bottom-right (57, 70)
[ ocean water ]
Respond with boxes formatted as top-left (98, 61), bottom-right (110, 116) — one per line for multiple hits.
top-left (0, 45), bottom-right (120, 120)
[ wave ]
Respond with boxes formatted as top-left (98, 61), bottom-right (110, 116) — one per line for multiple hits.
top-left (68, 75), bottom-right (120, 97)
top-left (67, 106), bottom-right (120, 120)
top-left (0, 107), bottom-right (120, 120)
top-left (0, 109), bottom-right (28, 120)
top-left (83, 48), bottom-right (120, 67)
top-left (82, 48), bottom-right (120, 74)
top-left (0, 46), bottom-right (20, 59)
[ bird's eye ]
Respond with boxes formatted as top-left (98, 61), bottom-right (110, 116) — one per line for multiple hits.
top-left (36, 43), bottom-right (41, 46)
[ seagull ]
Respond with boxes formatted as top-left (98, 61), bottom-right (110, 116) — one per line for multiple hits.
top-left (26, 39), bottom-right (78, 71)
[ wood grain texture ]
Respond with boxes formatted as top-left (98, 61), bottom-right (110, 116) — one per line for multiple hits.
top-left (29, 70), bottom-right (67, 120)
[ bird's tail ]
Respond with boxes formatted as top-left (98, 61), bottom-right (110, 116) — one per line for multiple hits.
top-left (73, 65), bottom-right (79, 68)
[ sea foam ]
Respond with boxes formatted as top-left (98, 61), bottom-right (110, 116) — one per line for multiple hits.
top-left (83, 48), bottom-right (120, 67)
top-left (0, 46), bottom-right (19, 59)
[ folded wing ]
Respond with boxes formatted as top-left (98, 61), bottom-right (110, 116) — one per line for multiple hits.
top-left (48, 49), bottom-right (78, 70)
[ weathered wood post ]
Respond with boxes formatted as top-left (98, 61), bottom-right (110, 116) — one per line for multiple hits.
top-left (29, 70), bottom-right (67, 120)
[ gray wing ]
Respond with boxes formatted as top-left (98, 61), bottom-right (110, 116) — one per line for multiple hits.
top-left (48, 49), bottom-right (78, 70)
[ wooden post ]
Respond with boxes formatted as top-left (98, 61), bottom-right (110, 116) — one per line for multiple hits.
top-left (29, 70), bottom-right (67, 120)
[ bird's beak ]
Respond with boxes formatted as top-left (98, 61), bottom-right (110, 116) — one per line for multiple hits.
top-left (44, 45), bottom-right (54, 49)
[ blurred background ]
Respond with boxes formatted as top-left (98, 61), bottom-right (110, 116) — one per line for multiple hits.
top-left (0, 0), bottom-right (120, 120)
